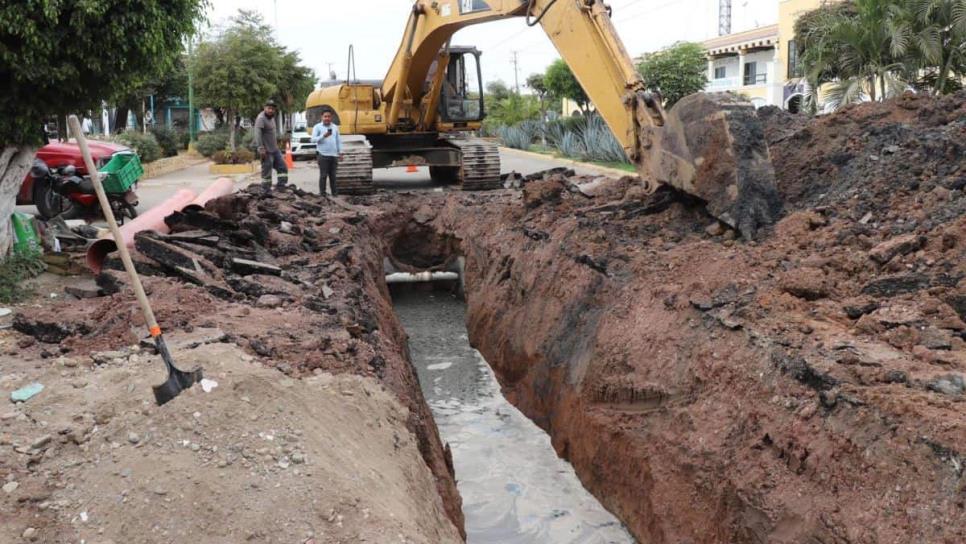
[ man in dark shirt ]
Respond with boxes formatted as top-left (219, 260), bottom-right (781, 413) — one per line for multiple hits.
top-left (253, 99), bottom-right (288, 191)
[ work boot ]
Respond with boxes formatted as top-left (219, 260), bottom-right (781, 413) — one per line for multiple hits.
top-left (260, 181), bottom-right (272, 194)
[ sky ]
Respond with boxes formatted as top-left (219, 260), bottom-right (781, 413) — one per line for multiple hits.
top-left (206, 0), bottom-right (777, 91)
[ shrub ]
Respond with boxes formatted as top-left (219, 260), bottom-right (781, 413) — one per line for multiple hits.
top-left (149, 126), bottom-right (181, 157)
top-left (211, 148), bottom-right (255, 164)
top-left (239, 129), bottom-right (256, 152)
top-left (178, 130), bottom-right (190, 150)
top-left (539, 114), bottom-right (627, 164)
top-left (194, 131), bottom-right (229, 157)
top-left (0, 252), bottom-right (45, 303)
top-left (113, 131), bottom-right (162, 163)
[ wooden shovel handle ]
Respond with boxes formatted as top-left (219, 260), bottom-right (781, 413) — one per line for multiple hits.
top-left (67, 116), bottom-right (162, 337)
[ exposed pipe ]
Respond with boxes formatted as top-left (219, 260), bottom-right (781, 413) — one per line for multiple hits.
top-left (86, 188), bottom-right (197, 274)
top-left (385, 271), bottom-right (459, 284)
top-left (183, 177), bottom-right (235, 212)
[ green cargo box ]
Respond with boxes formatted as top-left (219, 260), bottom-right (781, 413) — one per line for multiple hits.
top-left (100, 153), bottom-right (143, 193)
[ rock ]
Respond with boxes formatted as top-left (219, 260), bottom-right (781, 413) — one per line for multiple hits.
top-left (861, 273), bottom-right (930, 298)
top-left (859, 212), bottom-right (873, 225)
top-left (91, 351), bottom-right (127, 365)
top-left (31, 435), bottom-right (52, 450)
top-left (843, 301), bottom-right (879, 319)
top-left (256, 294), bottom-right (283, 309)
top-left (2, 481), bottom-right (19, 493)
top-left (279, 221), bottom-right (294, 234)
top-left (868, 234), bottom-right (926, 264)
top-left (945, 294), bottom-right (966, 321)
top-left (127, 432), bottom-right (140, 445)
top-left (22, 527), bottom-right (37, 541)
top-left (321, 284), bottom-right (334, 300)
top-left (920, 327), bottom-right (953, 350)
top-left (291, 452), bottom-right (305, 464)
top-left (870, 305), bottom-right (922, 328)
top-left (779, 268), bottom-right (829, 301)
top-left (522, 178), bottom-right (565, 209)
top-left (58, 356), bottom-right (79, 368)
top-left (705, 222), bottom-right (726, 237)
top-left (231, 258), bottom-right (282, 277)
top-left (927, 375), bottom-right (964, 397)
top-left (64, 280), bottom-right (104, 299)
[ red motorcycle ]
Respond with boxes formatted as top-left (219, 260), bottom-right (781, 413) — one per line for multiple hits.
top-left (17, 140), bottom-right (140, 221)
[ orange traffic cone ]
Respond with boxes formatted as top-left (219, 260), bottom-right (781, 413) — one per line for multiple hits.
top-left (406, 163), bottom-right (418, 173)
top-left (284, 142), bottom-right (295, 169)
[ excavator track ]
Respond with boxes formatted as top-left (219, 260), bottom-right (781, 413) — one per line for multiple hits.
top-left (336, 140), bottom-right (375, 196)
top-left (447, 138), bottom-right (502, 191)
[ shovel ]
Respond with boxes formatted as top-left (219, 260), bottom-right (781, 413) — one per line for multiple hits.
top-left (68, 115), bottom-right (202, 405)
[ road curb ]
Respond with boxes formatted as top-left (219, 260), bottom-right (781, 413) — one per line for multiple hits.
top-left (499, 147), bottom-right (637, 179)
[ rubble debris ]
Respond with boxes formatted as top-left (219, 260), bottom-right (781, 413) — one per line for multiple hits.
top-left (64, 280), bottom-right (103, 299)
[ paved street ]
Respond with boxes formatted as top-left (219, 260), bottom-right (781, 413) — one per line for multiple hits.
top-left (16, 148), bottom-right (604, 218)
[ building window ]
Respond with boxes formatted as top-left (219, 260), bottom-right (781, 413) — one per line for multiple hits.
top-left (744, 62), bottom-right (766, 85)
top-left (714, 66), bottom-right (727, 79)
top-left (788, 40), bottom-right (803, 78)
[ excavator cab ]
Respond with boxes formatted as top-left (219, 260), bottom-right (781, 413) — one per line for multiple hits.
top-left (438, 47), bottom-right (484, 126)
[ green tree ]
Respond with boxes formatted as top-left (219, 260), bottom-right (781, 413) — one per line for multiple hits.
top-left (544, 59), bottom-right (590, 114)
top-left (891, 0), bottom-right (966, 95)
top-left (795, 0), bottom-right (913, 110)
top-left (486, 80), bottom-right (512, 102)
top-left (193, 11), bottom-right (282, 150)
top-left (277, 50), bottom-right (317, 133)
top-left (637, 42), bottom-right (708, 108)
top-left (526, 73), bottom-right (551, 117)
top-left (0, 0), bottom-right (205, 254)
top-left (193, 11), bottom-right (316, 149)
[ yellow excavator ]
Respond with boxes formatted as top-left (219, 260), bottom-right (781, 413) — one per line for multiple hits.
top-left (305, 0), bottom-right (782, 237)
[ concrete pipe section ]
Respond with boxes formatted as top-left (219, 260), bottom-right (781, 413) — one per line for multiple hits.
top-left (86, 178), bottom-right (235, 273)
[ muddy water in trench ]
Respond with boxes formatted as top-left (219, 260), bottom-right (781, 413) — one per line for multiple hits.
top-left (392, 289), bottom-right (635, 544)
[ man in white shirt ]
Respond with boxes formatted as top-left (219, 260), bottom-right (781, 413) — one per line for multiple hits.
top-left (311, 111), bottom-right (342, 196)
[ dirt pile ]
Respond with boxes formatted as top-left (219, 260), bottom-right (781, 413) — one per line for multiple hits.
top-left (9, 186), bottom-right (464, 541)
top-left (0, 340), bottom-right (461, 543)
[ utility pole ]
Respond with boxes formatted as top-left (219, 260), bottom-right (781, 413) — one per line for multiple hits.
top-left (188, 38), bottom-right (196, 143)
top-left (326, 62), bottom-right (336, 81)
top-left (511, 51), bottom-right (520, 94)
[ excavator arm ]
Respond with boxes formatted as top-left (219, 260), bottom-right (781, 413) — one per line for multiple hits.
top-left (381, 0), bottom-right (782, 237)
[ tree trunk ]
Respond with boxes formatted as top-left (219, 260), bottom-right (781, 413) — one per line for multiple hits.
top-left (115, 106), bottom-right (129, 133)
top-left (0, 146), bottom-right (37, 256)
top-left (228, 109), bottom-right (237, 151)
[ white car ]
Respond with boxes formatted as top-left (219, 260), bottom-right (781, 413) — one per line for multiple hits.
top-left (290, 127), bottom-right (317, 160)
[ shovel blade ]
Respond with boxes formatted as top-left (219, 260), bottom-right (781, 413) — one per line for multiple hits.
top-left (153, 367), bottom-right (204, 406)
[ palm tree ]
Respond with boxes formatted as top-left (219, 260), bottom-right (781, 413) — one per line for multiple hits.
top-left (798, 0), bottom-right (908, 110)
top-left (891, 0), bottom-right (966, 95)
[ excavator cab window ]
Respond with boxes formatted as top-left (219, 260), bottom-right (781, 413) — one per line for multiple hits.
top-left (439, 51), bottom-right (483, 123)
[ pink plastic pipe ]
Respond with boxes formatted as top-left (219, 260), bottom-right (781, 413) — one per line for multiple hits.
top-left (183, 177), bottom-right (235, 211)
top-left (86, 188), bottom-right (197, 274)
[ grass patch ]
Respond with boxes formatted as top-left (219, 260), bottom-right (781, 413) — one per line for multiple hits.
top-left (0, 252), bottom-right (45, 304)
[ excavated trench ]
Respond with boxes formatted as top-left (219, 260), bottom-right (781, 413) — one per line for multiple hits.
top-left (389, 281), bottom-right (635, 543)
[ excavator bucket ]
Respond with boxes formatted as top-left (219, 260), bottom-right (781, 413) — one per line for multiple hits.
top-left (646, 93), bottom-right (783, 240)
